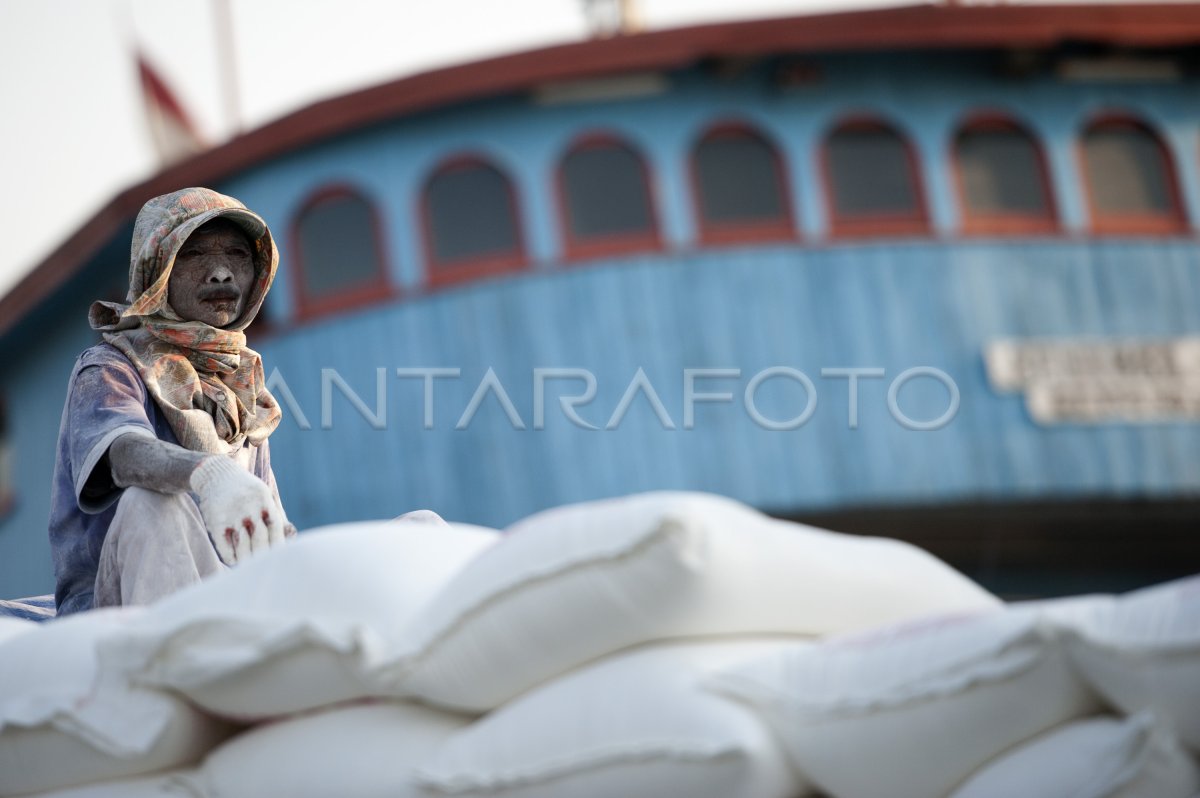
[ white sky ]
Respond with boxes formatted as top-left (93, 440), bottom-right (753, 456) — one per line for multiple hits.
top-left (3, 0), bottom-right (1109, 296)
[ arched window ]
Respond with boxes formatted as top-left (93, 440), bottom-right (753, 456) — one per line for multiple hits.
top-left (692, 123), bottom-right (793, 244)
top-left (1081, 115), bottom-right (1185, 234)
top-left (423, 156), bottom-right (526, 286)
top-left (823, 118), bottom-right (928, 237)
top-left (558, 135), bottom-right (660, 259)
top-left (954, 116), bottom-right (1056, 234)
top-left (293, 187), bottom-right (390, 319)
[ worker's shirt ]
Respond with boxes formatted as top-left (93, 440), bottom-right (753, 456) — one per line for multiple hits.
top-left (47, 343), bottom-right (275, 616)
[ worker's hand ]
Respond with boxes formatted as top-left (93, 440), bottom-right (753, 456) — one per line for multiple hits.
top-left (190, 456), bottom-right (287, 565)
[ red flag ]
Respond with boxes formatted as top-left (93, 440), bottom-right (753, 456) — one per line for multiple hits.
top-left (138, 53), bottom-right (206, 165)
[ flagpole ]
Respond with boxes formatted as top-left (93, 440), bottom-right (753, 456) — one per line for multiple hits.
top-left (213, 0), bottom-right (242, 136)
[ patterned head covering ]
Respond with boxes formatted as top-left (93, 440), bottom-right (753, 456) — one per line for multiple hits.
top-left (91, 187), bottom-right (275, 331)
top-left (88, 187), bottom-right (282, 454)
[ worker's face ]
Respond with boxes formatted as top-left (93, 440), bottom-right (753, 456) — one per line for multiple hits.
top-left (168, 220), bottom-right (256, 328)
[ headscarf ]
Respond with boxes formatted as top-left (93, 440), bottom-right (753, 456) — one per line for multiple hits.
top-left (88, 187), bottom-right (282, 454)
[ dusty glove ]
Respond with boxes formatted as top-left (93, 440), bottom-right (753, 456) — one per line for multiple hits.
top-left (190, 456), bottom-right (287, 565)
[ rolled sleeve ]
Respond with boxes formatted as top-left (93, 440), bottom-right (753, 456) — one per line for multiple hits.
top-left (68, 363), bottom-right (157, 513)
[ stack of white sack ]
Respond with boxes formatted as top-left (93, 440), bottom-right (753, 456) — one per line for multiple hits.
top-left (0, 516), bottom-right (500, 797)
top-left (380, 491), bottom-right (1001, 712)
top-left (0, 619), bottom-right (35, 645)
top-left (1052, 575), bottom-right (1200, 754)
top-left (95, 516), bottom-right (500, 722)
top-left (708, 574), bottom-right (1200, 798)
top-left (5, 491), bottom-right (1193, 797)
top-left (193, 640), bottom-right (809, 798)
top-left (0, 608), bottom-right (232, 796)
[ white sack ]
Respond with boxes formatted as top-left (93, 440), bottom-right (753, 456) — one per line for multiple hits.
top-left (709, 606), bottom-right (1099, 798)
top-left (388, 491), bottom-right (998, 711)
top-left (951, 712), bottom-right (1199, 798)
top-left (0, 618), bottom-right (34, 645)
top-left (99, 520), bottom-right (498, 722)
top-left (23, 771), bottom-right (203, 798)
top-left (417, 639), bottom-right (813, 798)
top-left (1054, 575), bottom-right (1200, 753)
top-left (0, 609), bottom-right (233, 796)
top-left (199, 701), bottom-right (467, 798)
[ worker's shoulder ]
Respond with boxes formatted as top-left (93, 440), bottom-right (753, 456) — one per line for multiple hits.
top-left (77, 341), bottom-right (128, 367)
top-left (74, 342), bottom-right (139, 382)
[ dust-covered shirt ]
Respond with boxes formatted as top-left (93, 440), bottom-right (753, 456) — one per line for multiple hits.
top-left (48, 343), bottom-right (275, 616)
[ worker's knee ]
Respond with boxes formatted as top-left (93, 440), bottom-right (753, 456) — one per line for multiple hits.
top-left (98, 487), bottom-right (223, 608)
top-left (111, 486), bottom-right (204, 541)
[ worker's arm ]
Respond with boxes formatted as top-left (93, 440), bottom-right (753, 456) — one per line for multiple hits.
top-left (107, 431), bottom-right (293, 564)
top-left (107, 430), bottom-right (205, 493)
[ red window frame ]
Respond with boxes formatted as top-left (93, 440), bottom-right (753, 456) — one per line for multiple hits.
top-left (421, 155), bottom-right (528, 289)
top-left (690, 121), bottom-right (796, 246)
top-left (555, 132), bottom-right (663, 262)
top-left (1078, 114), bottom-right (1187, 236)
top-left (952, 113), bottom-right (1058, 236)
top-left (289, 184), bottom-right (394, 322)
top-left (821, 116), bottom-right (930, 239)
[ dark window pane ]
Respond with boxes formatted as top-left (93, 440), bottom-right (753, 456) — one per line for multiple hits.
top-left (957, 128), bottom-right (1048, 215)
top-left (297, 193), bottom-right (383, 296)
top-left (562, 143), bottom-right (654, 239)
top-left (1083, 125), bottom-right (1174, 215)
top-left (827, 126), bottom-right (919, 216)
top-left (695, 131), bottom-right (786, 224)
top-left (427, 163), bottom-right (520, 263)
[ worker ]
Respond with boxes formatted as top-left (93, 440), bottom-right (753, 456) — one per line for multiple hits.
top-left (48, 187), bottom-right (293, 615)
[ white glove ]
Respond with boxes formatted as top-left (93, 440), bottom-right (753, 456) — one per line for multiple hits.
top-left (190, 456), bottom-right (287, 565)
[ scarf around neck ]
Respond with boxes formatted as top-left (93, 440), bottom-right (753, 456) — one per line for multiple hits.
top-left (102, 319), bottom-right (280, 454)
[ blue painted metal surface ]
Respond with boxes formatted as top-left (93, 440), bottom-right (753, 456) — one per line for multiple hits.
top-left (251, 240), bottom-right (1200, 531)
top-left (1, 52), bottom-right (1198, 596)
